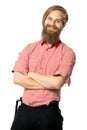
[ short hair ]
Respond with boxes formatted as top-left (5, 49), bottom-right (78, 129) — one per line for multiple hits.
top-left (42, 5), bottom-right (68, 26)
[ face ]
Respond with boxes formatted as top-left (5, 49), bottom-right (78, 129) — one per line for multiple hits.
top-left (42, 10), bottom-right (65, 44)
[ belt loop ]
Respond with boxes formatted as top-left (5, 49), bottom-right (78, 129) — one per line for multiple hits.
top-left (14, 97), bottom-right (22, 118)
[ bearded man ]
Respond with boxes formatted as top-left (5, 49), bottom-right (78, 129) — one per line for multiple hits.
top-left (10, 5), bottom-right (76, 130)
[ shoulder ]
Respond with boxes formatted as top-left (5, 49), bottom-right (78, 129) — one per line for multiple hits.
top-left (22, 39), bottom-right (43, 52)
top-left (61, 42), bottom-right (76, 56)
top-left (59, 41), bottom-right (76, 63)
top-left (25, 39), bottom-right (43, 48)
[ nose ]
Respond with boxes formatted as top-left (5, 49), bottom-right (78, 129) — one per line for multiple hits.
top-left (50, 20), bottom-right (55, 26)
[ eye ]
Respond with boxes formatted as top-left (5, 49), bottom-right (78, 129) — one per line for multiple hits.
top-left (55, 19), bottom-right (62, 24)
top-left (47, 16), bottom-right (52, 21)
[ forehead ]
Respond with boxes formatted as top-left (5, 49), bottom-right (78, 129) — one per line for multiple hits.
top-left (47, 10), bottom-right (65, 19)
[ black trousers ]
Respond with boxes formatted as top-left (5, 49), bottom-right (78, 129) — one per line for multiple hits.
top-left (10, 101), bottom-right (63, 130)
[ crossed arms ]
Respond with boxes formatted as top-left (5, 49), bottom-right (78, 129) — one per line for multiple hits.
top-left (13, 71), bottom-right (65, 90)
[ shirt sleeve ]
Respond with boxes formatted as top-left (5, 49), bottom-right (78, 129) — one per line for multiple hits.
top-left (57, 47), bottom-right (76, 85)
top-left (12, 44), bottom-right (30, 75)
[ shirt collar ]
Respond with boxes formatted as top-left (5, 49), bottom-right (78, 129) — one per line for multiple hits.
top-left (41, 39), bottom-right (61, 48)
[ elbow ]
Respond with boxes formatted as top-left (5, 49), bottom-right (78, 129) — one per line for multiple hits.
top-left (54, 82), bottom-right (64, 89)
top-left (13, 72), bottom-right (19, 85)
top-left (54, 84), bottom-right (63, 89)
top-left (53, 77), bottom-right (65, 89)
top-left (49, 81), bottom-right (60, 89)
top-left (13, 76), bottom-right (18, 84)
top-left (52, 82), bottom-right (61, 89)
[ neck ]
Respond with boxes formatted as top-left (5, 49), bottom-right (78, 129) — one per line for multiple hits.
top-left (47, 43), bottom-right (53, 48)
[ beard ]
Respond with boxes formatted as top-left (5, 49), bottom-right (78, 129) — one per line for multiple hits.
top-left (41, 24), bottom-right (61, 44)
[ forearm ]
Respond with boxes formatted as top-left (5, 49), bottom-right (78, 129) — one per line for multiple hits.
top-left (13, 72), bottom-right (44, 89)
top-left (28, 72), bottom-right (65, 89)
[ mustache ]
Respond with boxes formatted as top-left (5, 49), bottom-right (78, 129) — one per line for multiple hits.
top-left (46, 24), bottom-right (58, 30)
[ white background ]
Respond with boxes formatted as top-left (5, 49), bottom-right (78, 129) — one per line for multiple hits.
top-left (0, 0), bottom-right (87, 130)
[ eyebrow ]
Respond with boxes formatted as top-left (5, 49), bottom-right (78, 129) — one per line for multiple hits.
top-left (47, 16), bottom-right (64, 21)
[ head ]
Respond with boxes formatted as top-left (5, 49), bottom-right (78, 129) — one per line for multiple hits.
top-left (41, 5), bottom-right (68, 44)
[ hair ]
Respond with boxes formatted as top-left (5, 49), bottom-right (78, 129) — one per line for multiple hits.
top-left (42, 5), bottom-right (68, 26)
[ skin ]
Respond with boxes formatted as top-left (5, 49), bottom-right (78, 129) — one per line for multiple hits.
top-left (42, 10), bottom-right (65, 47)
top-left (13, 10), bottom-right (66, 90)
top-left (45, 10), bottom-right (64, 31)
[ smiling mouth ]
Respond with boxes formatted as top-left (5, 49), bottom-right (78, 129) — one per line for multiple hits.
top-left (47, 27), bottom-right (57, 32)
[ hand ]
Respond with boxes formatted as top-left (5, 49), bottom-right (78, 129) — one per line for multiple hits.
top-left (28, 72), bottom-right (33, 77)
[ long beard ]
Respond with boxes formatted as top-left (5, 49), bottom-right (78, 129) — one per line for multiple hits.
top-left (41, 25), bottom-right (61, 44)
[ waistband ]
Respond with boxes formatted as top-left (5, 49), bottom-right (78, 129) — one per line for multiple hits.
top-left (21, 100), bottom-right (59, 110)
top-left (15, 98), bottom-right (59, 114)
top-left (48, 100), bottom-right (59, 107)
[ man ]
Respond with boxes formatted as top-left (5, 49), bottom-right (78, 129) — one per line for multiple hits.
top-left (10, 5), bottom-right (76, 130)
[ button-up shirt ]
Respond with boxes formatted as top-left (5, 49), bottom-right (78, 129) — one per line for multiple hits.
top-left (12, 39), bottom-right (76, 106)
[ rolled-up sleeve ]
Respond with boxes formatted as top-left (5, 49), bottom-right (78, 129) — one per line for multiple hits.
top-left (58, 47), bottom-right (76, 85)
top-left (12, 45), bottom-right (30, 75)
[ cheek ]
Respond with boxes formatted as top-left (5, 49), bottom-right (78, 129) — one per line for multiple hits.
top-left (56, 24), bottom-right (64, 31)
top-left (44, 18), bottom-right (51, 26)
top-left (44, 20), bottom-right (48, 26)
top-left (60, 24), bottom-right (64, 29)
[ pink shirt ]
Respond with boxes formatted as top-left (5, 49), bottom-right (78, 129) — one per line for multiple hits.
top-left (13, 39), bottom-right (76, 106)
